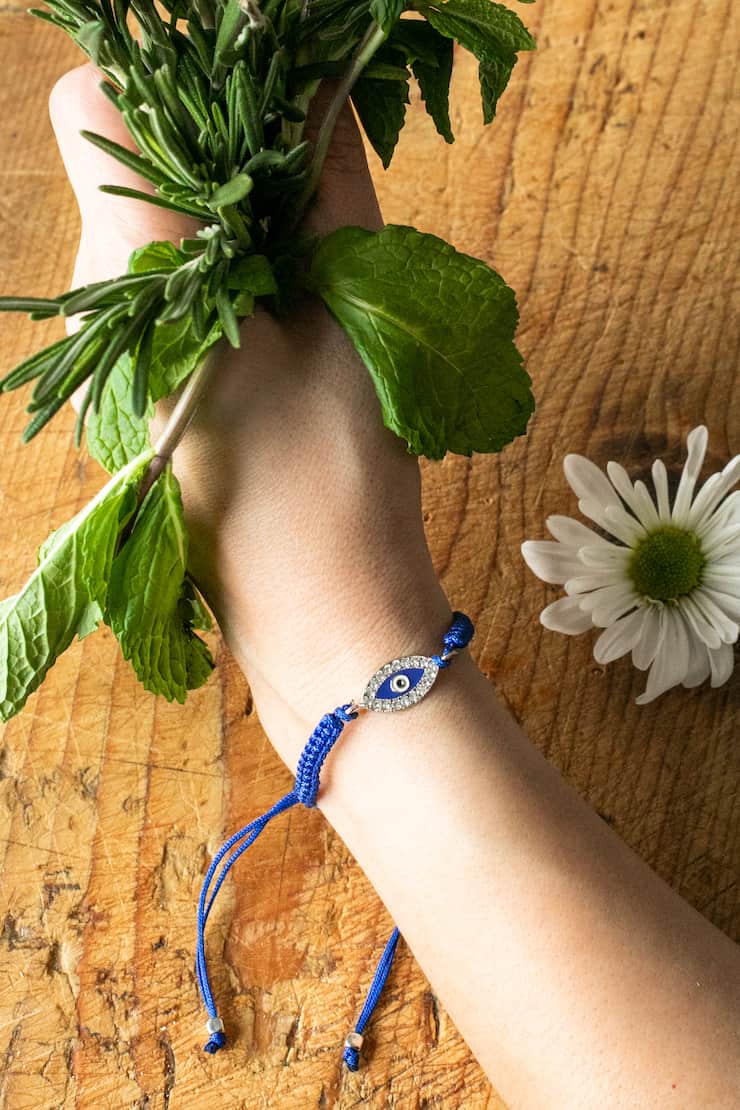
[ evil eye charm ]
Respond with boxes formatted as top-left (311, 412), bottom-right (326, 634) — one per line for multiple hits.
top-left (362, 655), bottom-right (440, 713)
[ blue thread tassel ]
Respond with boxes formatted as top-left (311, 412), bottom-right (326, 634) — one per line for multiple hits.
top-left (196, 707), bottom-right (356, 1053)
top-left (342, 927), bottom-right (400, 1071)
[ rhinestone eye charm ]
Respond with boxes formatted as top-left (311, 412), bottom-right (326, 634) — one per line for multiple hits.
top-left (362, 655), bottom-right (440, 713)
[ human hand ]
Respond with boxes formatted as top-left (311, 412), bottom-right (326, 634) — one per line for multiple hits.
top-left (49, 64), bottom-right (451, 766)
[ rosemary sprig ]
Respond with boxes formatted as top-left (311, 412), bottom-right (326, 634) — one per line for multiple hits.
top-left (2, 0), bottom-right (391, 438)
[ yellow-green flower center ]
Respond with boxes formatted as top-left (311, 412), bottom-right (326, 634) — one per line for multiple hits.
top-left (628, 525), bottom-right (705, 602)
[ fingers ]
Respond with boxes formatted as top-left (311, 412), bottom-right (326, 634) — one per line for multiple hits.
top-left (49, 62), bottom-right (382, 252)
top-left (49, 64), bottom-right (197, 280)
top-left (49, 64), bottom-right (146, 212)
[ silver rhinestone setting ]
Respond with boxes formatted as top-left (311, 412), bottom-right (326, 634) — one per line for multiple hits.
top-left (362, 655), bottom-right (440, 713)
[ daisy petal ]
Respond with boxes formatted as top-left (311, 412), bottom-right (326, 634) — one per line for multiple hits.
top-left (651, 459), bottom-right (671, 522)
top-left (701, 587), bottom-right (740, 624)
top-left (696, 491), bottom-right (740, 541)
top-left (702, 523), bottom-right (740, 559)
top-left (686, 455), bottom-right (740, 530)
top-left (578, 545), bottom-right (631, 571)
top-left (545, 515), bottom-right (610, 548)
top-left (685, 473), bottom-right (722, 531)
top-left (632, 606), bottom-right (662, 670)
top-left (679, 595), bottom-right (722, 650)
top-left (575, 498), bottom-right (646, 546)
top-left (632, 480), bottom-right (661, 530)
top-left (708, 642), bottom-right (734, 688)
top-left (521, 540), bottom-right (585, 584)
top-left (572, 584), bottom-right (640, 627)
top-left (563, 454), bottom-right (620, 508)
top-left (593, 609), bottom-right (646, 664)
top-left (692, 588), bottom-right (739, 644)
top-left (683, 634), bottom-right (710, 683)
top-left (590, 587), bottom-right (641, 628)
top-left (702, 564), bottom-right (740, 587)
top-left (602, 502), bottom-right (647, 544)
top-left (606, 462), bottom-right (657, 530)
top-left (672, 426), bottom-right (708, 525)
top-left (707, 554), bottom-right (740, 572)
top-left (565, 571), bottom-right (622, 595)
top-left (682, 635), bottom-right (711, 688)
top-left (636, 608), bottom-right (690, 703)
top-left (540, 595), bottom-right (595, 635)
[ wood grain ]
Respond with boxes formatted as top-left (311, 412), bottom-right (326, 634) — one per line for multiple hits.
top-left (0, 2), bottom-right (738, 1106)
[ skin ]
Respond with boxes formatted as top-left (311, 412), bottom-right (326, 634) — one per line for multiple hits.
top-left (45, 64), bottom-right (740, 1109)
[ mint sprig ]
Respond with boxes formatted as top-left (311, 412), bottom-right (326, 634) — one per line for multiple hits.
top-left (0, 0), bottom-right (536, 719)
top-left (307, 225), bottom-right (533, 458)
top-left (106, 466), bottom-right (214, 702)
top-left (0, 452), bottom-right (152, 721)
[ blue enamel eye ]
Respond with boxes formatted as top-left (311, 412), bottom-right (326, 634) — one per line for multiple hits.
top-left (376, 667), bottom-right (424, 701)
top-left (362, 655), bottom-right (440, 713)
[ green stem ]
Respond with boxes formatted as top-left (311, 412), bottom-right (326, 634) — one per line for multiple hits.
top-left (135, 341), bottom-right (224, 509)
top-left (289, 21), bottom-right (387, 230)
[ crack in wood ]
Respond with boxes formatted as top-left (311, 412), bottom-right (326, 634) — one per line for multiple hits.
top-left (159, 1029), bottom-right (176, 1110)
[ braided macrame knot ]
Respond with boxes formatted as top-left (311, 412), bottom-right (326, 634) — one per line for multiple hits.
top-left (432, 611), bottom-right (475, 669)
top-left (443, 611), bottom-right (475, 654)
top-left (293, 705), bottom-right (357, 808)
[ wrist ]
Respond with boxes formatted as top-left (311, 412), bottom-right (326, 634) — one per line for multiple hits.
top-left (158, 314), bottom-right (454, 757)
top-left (198, 542), bottom-right (452, 769)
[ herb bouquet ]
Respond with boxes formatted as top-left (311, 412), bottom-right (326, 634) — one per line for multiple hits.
top-left (0, 0), bottom-right (535, 720)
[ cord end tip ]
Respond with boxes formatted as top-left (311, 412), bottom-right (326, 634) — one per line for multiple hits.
top-left (204, 1030), bottom-right (226, 1053)
top-left (342, 1031), bottom-right (363, 1071)
top-left (203, 1015), bottom-right (226, 1053)
top-left (342, 1044), bottom-right (360, 1071)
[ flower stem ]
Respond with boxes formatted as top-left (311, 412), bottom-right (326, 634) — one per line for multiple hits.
top-left (135, 341), bottom-right (224, 508)
top-left (289, 21), bottom-right (387, 230)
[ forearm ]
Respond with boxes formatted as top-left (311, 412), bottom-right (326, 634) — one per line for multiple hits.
top-left (214, 596), bottom-right (740, 1107)
top-left (168, 322), bottom-right (740, 1104)
top-left (48, 56), bottom-right (739, 1108)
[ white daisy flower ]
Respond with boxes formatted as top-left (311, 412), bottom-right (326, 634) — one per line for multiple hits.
top-left (521, 427), bottom-right (740, 704)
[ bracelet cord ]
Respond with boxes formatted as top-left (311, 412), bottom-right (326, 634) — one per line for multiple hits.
top-left (195, 611), bottom-right (474, 1066)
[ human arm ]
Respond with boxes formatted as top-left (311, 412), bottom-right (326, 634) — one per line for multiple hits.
top-left (50, 64), bottom-right (740, 1108)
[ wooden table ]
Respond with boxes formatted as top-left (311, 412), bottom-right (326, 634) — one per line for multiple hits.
top-left (1, 3), bottom-right (737, 1107)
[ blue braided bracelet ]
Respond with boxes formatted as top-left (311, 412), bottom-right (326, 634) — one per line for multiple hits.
top-left (196, 610), bottom-right (475, 1069)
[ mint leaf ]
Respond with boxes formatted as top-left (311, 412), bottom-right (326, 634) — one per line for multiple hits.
top-left (148, 317), bottom-right (223, 401)
top-left (351, 45), bottom-right (410, 168)
top-left (85, 240), bottom-right (223, 474)
top-left (129, 240), bottom-right (186, 274)
top-left (86, 352), bottom-right (153, 473)
top-left (418, 0), bottom-right (534, 121)
top-left (227, 254), bottom-right (278, 296)
top-left (420, 0), bottom-right (536, 57)
top-left (390, 20), bottom-right (454, 142)
top-left (370, 0), bottom-right (405, 35)
top-left (479, 55), bottom-right (516, 122)
top-left (180, 575), bottom-right (213, 633)
top-left (129, 245), bottom-right (223, 401)
top-left (307, 224), bottom-right (533, 460)
top-left (0, 451), bottom-right (153, 721)
top-left (106, 466), bottom-right (214, 702)
top-left (128, 240), bottom-right (224, 398)
top-left (85, 316), bottom-right (223, 474)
